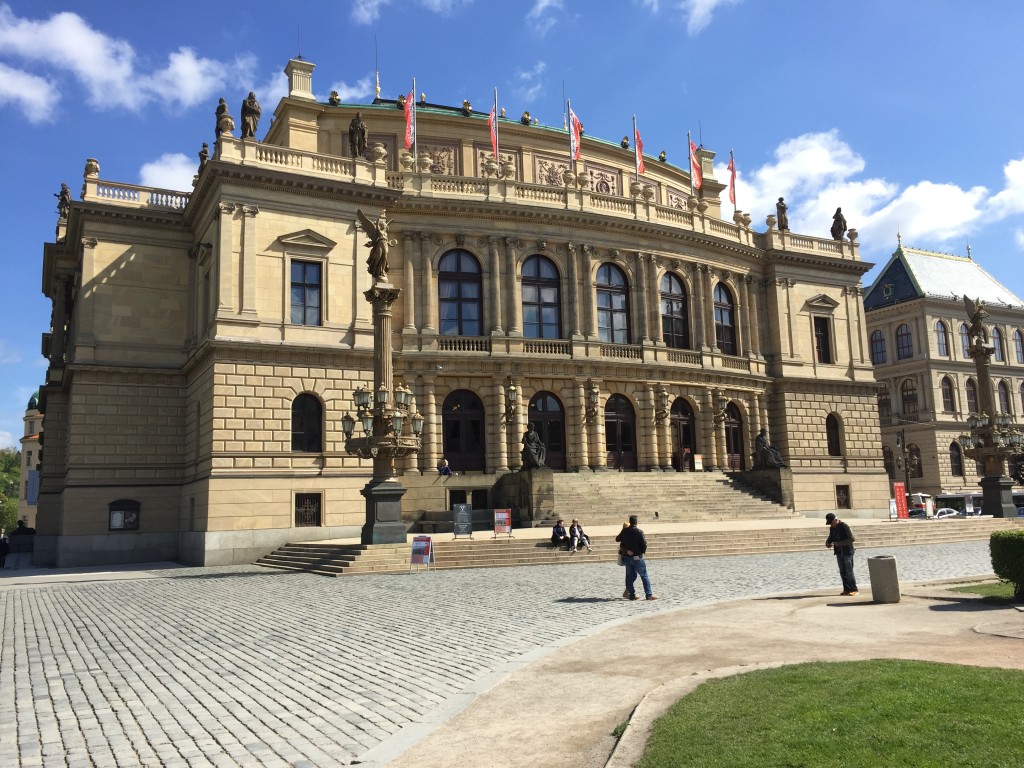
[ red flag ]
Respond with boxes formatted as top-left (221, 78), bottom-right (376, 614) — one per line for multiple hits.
top-left (488, 105), bottom-right (498, 158)
top-left (404, 90), bottom-right (415, 150)
top-left (727, 151), bottom-right (736, 204)
top-left (569, 106), bottom-right (582, 160)
top-left (634, 126), bottom-right (645, 175)
top-left (689, 138), bottom-right (703, 190)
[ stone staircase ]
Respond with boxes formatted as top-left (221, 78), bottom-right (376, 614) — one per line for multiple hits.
top-left (539, 471), bottom-right (795, 525)
top-left (254, 518), bottom-right (1024, 577)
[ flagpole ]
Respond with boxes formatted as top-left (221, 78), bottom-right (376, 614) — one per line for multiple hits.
top-left (633, 114), bottom-right (638, 183)
top-left (374, 35), bottom-right (380, 102)
top-left (412, 76), bottom-right (418, 172)
top-left (688, 130), bottom-right (693, 196)
top-left (730, 148), bottom-right (737, 215)
top-left (494, 86), bottom-right (499, 162)
top-left (567, 97), bottom-right (573, 173)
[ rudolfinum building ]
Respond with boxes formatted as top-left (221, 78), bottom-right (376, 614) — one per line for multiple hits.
top-left (35, 58), bottom-right (890, 567)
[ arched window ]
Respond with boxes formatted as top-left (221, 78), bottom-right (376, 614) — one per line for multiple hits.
top-left (439, 249), bottom-right (482, 336)
top-left (291, 394), bottom-right (323, 452)
top-left (992, 327), bottom-right (1005, 362)
top-left (882, 445), bottom-right (895, 479)
top-left (940, 376), bottom-right (956, 412)
top-left (960, 323), bottom-right (971, 357)
top-left (998, 380), bottom-right (1011, 414)
top-left (877, 387), bottom-right (892, 425)
top-left (908, 443), bottom-right (924, 478)
top-left (966, 378), bottom-right (979, 414)
top-left (442, 390), bottom-right (485, 472)
top-left (1015, 330), bottom-right (1024, 363)
top-left (522, 255), bottom-right (561, 339)
top-left (826, 414), bottom-right (842, 456)
top-left (713, 283), bottom-right (737, 355)
top-left (870, 330), bottom-right (887, 365)
top-left (949, 442), bottom-right (964, 477)
top-left (901, 379), bottom-right (918, 416)
top-left (934, 320), bottom-right (949, 357)
top-left (895, 323), bottom-right (914, 359)
top-left (596, 263), bottom-right (630, 344)
top-left (660, 272), bottom-right (690, 349)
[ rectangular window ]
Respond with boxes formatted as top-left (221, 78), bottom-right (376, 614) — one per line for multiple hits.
top-left (295, 493), bottom-right (322, 527)
top-left (26, 450), bottom-right (32, 468)
top-left (109, 500), bottom-right (141, 531)
top-left (813, 317), bottom-right (833, 364)
top-left (290, 261), bottom-right (322, 326)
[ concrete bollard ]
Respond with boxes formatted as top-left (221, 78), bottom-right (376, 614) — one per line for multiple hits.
top-left (867, 555), bottom-right (901, 603)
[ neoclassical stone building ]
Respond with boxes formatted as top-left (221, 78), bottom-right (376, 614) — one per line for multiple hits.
top-left (17, 390), bottom-right (41, 528)
top-left (35, 58), bottom-right (889, 566)
top-left (864, 243), bottom-right (1024, 501)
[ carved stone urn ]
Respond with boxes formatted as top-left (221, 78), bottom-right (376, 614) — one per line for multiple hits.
top-left (562, 169), bottom-right (576, 186)
top-left (630, 181), bottom-right (644, 198)
top-left (577, 170), bottom-right (589, 188)
top-left (641, 185), bottom-right (655, 202)
top-left (847, 228), bottom-right (859, 242)
top-left (417, 152), bottom-right (432, 173)
top-left (500, 159), bottom-right (515, 179)
top-left (484, 157), bottom-right (499, 177)
top-left (372, 142), bottom-right (387, 164)
top-left (399, 152), bottom-right (414, 172)
top-left (765, 214), bottom-right (777, 231)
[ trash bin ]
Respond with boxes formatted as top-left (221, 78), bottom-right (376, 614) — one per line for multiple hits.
top-left (867, 555), bottom-right (900, 603)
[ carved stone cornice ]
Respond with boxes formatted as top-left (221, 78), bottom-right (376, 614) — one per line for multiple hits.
top-left (81, 237), bottom-right (97, 249)
top-left (241, 205), bottom-right (259, 217)
top-left (218, 202), bottom-right (236, 216)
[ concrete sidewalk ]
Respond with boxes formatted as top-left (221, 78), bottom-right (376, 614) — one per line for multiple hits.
top-left (383, 580), bottom-right (1024, 768)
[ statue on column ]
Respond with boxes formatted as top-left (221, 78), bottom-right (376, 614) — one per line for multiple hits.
top-left (240, 92), bottom-right (261, 139)
top-left (521, 423), bottom-right (547, 469)
top-left (356, 208), bottom-right (395, 282)
top-left (964, 296), bottom-right (989, 348)
top-left (753, 428), bottom-right (787, 469)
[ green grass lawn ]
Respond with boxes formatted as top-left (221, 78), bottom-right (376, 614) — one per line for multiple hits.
top-left (638, 660), bottom-right (1024, 768)
top-left (949, 581), bottom-right (1016, 603)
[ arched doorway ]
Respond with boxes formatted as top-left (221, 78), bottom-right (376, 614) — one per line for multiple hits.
top-left (442, 390), bottom-right (485, 472)
top-left (604, 394), bottom-right (637, 470)
top-left (670, 397), bottom-right (696, 471)
top-left (724, 403), bottom-right (745, 470)
top-left (528, 392), bottom-right (566, 470)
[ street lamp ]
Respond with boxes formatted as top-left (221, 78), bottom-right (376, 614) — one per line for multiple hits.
top-left (653, 386), bottom-right (669, 425)
top-left (894, 428), bottom-right (919, 495)
top-left (957, 296), bottom-right (1024, 517)
top-left (342, 209), bottom-right (424, 544)
top-left (504, 380), bottom-right (519, 423)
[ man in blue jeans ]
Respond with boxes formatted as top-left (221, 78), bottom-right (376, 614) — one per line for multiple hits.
top-left (825, 512), bottom-right (858, 596)
top-left (615, 515), bottom-right (657, 600)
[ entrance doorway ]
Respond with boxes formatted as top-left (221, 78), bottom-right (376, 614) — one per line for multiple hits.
top-left (442, 390), bottom-right (486, 472)
top-left (670, 397), bottom-right (696, 471)
top-left (724, 402), bottom-right (745, 470)
top-left (528, 391), bottom-right (566, 470)
top-left (604, 394), bottom-right (637, 470)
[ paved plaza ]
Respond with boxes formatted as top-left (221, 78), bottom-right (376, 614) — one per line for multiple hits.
top-left (0, 541), bottom-right (1005, 767)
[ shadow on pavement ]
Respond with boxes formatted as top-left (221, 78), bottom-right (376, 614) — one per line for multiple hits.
top-left (556, 596), bottom-right (623, 604)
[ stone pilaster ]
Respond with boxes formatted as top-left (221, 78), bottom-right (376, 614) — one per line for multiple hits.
top-left (420, 233), bottom-right (436, 333)
top-left (240, 205), bottom-right (259, 317)
top-left (505, 237), bottom-right (522, 336)
top-left (488, 236), bottom-right (503, 335)
top-left (403, 232), bottom-right (417, 331)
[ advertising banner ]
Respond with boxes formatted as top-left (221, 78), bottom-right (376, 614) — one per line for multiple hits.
top-left (893, 482), bottom-right (909, 519)
top-left (493, 508), bottom-right (512, 537)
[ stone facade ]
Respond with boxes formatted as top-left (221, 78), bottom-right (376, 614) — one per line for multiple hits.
top-left (16, 391), bottom-right (41, 528)
top-left (34, 58), bottom-right (890, 567)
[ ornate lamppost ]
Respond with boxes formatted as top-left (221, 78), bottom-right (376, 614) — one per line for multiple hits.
top-left (710, 392), bottom-right (730, 470)
top-left (341, 210), bottom-right (425, 544)
top-left (957, 297), bottom-right (1024, 517)
top-left (893, 428), bottom-right (919, 496)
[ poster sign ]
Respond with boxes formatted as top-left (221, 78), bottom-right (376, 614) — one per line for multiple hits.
top-left (410, 535), bottom-right (433, 567)
top-left (493, 508), bottom-right (512, 537)
top-left (453, 503), bottom-right (473, 538)
top-left (965, 495), bottom-right (974, 515)
top-left (692, 454), bottom-right (704, 471)
top-left (893, 482), bottom-right (909, 519)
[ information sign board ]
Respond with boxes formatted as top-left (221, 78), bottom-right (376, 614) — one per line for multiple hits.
top-left (409, 535), bottom-right (434, 571)
top-left (493, 508), bottom-right (512, 537)
top-left (453, 503), bottom-right (473, 538)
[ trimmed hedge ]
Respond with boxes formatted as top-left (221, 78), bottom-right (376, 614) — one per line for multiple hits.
top-left (990, 529), bottom-right (1024, 599)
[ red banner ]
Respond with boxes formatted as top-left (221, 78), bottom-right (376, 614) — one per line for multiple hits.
top-left (893, 482), bottom-right (909, 519)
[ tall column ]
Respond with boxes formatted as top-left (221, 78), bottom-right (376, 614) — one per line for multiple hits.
top-left (495, 379), bottom-right (509, 472)
top-left (582, 245), bottom-right (597, 339)
top-left (635, 252), bottom-right (650, 343)
top-left (488, 236), bottom-right (504, 335)
top-left (216, 202), bottom-right (236, 313)
top-left (240, 205), bottom-right (259, 317)
top-left (702, 389), bottom-right (718, 470)
top-left (186, 245), bottom-right (200, 348)
top-left (420, 380), bottom-right (437, 472)
top-left (590, 383), bottom-right (605, 469)
top-left (746, 275), bottom-right (762, 356)
top-left (782, 278), bottom-right (796, 358)
top-left (658, 406), bottom-right (671, 470)
top-left (505, 237), bottom-right (522, 336)
top-left (573, 380), bottom-right (589, 471)
top-left (641, 385), bottom-right (656, 470)
top-left (700, 265), bottom-right (715, 349)
top-left (420, 233), bottom-right (436, 333)
top-left (740, 275), bottom-right (753, 357)
top-left (691, 266), bottom-right (705, 350)
top-left (649, 256), bottom-right (663, 345)
top-left (403, 232), bottom-right (417, 332)
top-left (566, 243), bottom-right (582, 338)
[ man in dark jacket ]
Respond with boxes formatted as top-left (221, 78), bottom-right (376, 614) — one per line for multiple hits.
top-left (825, 512), bottom-right (858, 595)
top-left (615, 515), bottom-right (656, 600)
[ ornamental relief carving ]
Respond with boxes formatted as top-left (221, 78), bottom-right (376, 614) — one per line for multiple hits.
top-left (534, 154), bottom-right (571, 187)
top-left (473, 146), bottom-right (520, 179)
top-left (667, 187), bottom-right (691, 209)
top-left (581, 161), bottom-right (621, 196)
top-left (418, 141), bottom-right (458, 175)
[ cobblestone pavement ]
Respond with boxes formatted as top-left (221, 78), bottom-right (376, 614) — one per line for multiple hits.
top-left (0, 541), bottom-right (995, 767)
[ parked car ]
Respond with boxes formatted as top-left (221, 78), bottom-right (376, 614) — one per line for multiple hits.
top-left (934, 508), bottom-right (961, 519)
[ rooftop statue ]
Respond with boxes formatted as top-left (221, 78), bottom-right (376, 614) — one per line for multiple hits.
top-left (240, 92), bottom-right (261, 139)
top-left (54, 183), bottom-right (71, 218)
top-left (356, 208), bottom-right (394, 282)
top-left (776, 197), bottom-right (789, 231)
top-left (830, 207), bottom-right (847, 240)
top-left (349, 112), bottom-right (368, 158)
top-left (215, 98), bottom-right (235, 139)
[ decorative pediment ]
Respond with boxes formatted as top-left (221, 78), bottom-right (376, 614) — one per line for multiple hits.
top-left (277, 229), bottom-right (337, 253)
top-left (804, 294), bottom-right (840, 312)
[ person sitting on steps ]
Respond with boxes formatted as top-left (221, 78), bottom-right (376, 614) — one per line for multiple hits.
top-left (569, 519), bottom-right (592, 553)
top-left (551, 519), bottom-right (570, 550)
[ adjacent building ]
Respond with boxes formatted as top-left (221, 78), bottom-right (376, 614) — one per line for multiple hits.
top-left (35, 58), bottom-right (890, 567)
top-left (864, 242), bottom-right (1024, 503)
top-left (17, 390), bottom-right (41, 528)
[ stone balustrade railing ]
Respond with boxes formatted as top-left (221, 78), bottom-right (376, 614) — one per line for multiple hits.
top-left (83, 137), bottom-right (860, 263)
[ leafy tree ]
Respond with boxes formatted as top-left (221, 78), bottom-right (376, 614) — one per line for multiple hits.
top-left (1, 447), bottom-right (22, 532)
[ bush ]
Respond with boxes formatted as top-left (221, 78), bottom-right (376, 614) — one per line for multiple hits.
top-left (990, 530), bottom-right (1024, 599)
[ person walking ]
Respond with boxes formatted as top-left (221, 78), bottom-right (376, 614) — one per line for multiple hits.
top-left (615, 515), bottom-right (656, 600)
top-left (825, 512), bottom-right (858, 595)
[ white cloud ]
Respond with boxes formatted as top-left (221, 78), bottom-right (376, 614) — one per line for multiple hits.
top-left (0, 62), bottom-right (55, 122)
top-left (514, 61), bottom-right (547, 103)
top-left (527, 0), bottom-right (563, 35)
top-left (678, 0), bottom-right (739, 35)
top-left (351, 0), bottom-right (391, 24)
top-left (255, 70), bottom-right (289, 108)
top-left (638, 0), bottom-right (660, 10)
top-left (325, 77), bottom-right (374, 103)
top-left (986, 157), bottom-right (1024, 219)
top-left (139, 153), bottom-right (196, 191)
top-left (1015, 229), bottom-right (1024, 250)
top-left (418, 0), bottom-right (472, 12)
top-left (0, 430), bottom-right (16, 449)
top-left (0, 7), bottom-right (251, 117)
top-left (0, 339), bottom-right (21, 365)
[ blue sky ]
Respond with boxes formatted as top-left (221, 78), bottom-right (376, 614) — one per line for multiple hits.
top-left (3, 0), bottom-right (1024, 448)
